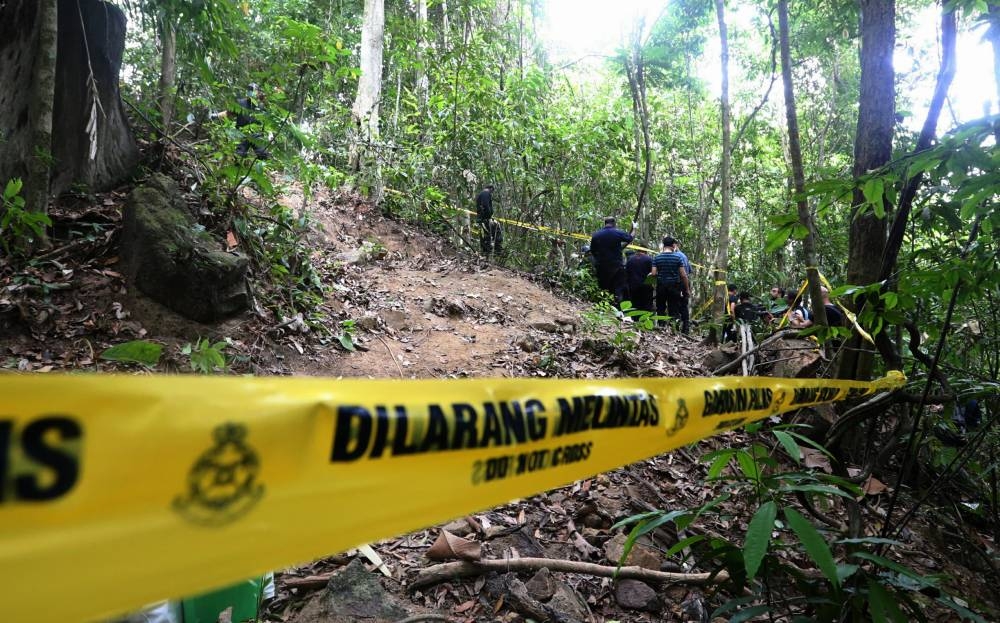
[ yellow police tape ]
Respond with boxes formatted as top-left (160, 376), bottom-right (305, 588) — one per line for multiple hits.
top-left (0, 371), bottom-right (905, 622)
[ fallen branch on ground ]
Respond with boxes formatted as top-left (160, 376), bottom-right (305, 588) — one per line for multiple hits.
top-left (408, 557), bottom-right (729, 591)
top-left (712, 328), bottom-right (798, 376)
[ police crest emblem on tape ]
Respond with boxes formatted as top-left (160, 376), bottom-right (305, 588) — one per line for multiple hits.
top-left (173, 423), bottom-right (264, 526)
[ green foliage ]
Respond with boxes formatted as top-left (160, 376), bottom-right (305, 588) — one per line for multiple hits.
top-left (1, 178), bottom-right (51, 257)
top-left (615, 426), bottom-right (988, 621)
top-left (181, 338), bottom-right (229, 374)
top-left (337, 319), bottom-right (356, 352)
top-left (99, 340), bottom-right (163, 367)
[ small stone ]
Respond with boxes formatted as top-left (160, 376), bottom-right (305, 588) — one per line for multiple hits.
top-left (603, 533), bottom-right (661, 570)
top-left (380, 309), bottom-right (410, 331)
top-left (525, 567), bottom-right (557, 602)
top-left (441, 518), bottom-right (473, 537)
top-left (529, 320), bottom-right (560, 333)
top-left (549, 580), bottom-right (593, 621)
top-left (356, 315), bottom-right (379, 331)
top-left (614, 579), bottom-right (661, 612)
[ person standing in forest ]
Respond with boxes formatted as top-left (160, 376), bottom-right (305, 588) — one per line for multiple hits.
top-left (476, 184), bottom-right (503, 256)
top-left (667, 238), bottom-right (692, 332)
top-left (625, 247), bottom-right (654, 313)
top-left (589, 216), bottom-right (635, 306)
top-left (651, 236), bottom-right (690, 331)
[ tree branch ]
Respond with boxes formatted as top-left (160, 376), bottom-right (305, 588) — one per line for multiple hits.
top-left (409, 557), bottom-right (729, 591)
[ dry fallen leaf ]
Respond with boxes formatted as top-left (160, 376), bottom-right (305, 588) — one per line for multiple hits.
top-left (862, 476), bottom-right (888, 496)
top-left (426, 530), bottom-right (482, 562)
top-left (801, 447), bottom-right (833, 473)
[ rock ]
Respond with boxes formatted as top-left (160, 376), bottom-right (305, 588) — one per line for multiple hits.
top-left (769, 338), bottom-right (822, 378)
top-left (514, 334), bottom-right (539, 352)
top-left (529, 320), bottom-right (561, 333)
top-left (701, 343), bottom-right (739, 372)
top-left (614, 579), bottom-right (661, 612)
top-left (120, 174), bottom-right (247, 322)
top-left (380, 309), bottom-right (410, 331)
top-left (525, 567), bottom-right (557, 602)
top-left (441, 517), bottom-right (474, 537)
top-left (489, 525), bottom-right (547, 558)
top-left (554, 316), bottom-right (579, 332)
top-left (355, 315), bottom-right (379, 331)
top-left (604, 533), bottom-right (661, 570)
top-left (549, 580), bottom-right (593, 621)
top-left (289, 559), bottom-right (409, 623)
top-left (336, 239), bottom-right (387, 265)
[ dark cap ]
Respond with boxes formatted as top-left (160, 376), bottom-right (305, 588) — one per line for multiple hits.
top-left (663, 235), bottom-right (677, 247)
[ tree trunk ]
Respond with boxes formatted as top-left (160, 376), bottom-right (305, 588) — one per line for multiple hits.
top-left (158, 17), bottom-right (177, 132)
top-left (0, 0), bottom-right (139, 199)
top-left (624, 26), bottom-right (652, 230)
top-left (349, 0), bottom-right (385, 204)
top-left (24, 0), bottom-right (58, 244)
top-left (416, 0), bottom-right (430, 109)
top-left (711, 0), bottom-right (733, 345)
top-left (837, 0), bottom-right (895, 381)
top-left (777, 0), bottom-right (827, 328)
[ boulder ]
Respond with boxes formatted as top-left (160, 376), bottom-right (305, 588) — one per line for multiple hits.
top-left (120, 174), bottom-right (248, 322)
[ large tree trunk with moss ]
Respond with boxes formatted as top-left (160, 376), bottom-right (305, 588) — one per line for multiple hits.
top-left (837, 0), bottom-right (895, 381)
top-left (0, 0), bottom-right (139, 199)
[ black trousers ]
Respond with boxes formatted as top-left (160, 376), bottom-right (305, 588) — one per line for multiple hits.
top-left (627, 283), bottom-right (655, 313)
top-left (479, 220), bottom-right (503, 254)
top-left (596, 263), bottom-right (628, 306)
top-left (656, 283), bottom-right (685, 329)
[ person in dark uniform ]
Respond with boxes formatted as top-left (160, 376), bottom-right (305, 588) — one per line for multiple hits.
top-left (625, 247), bottom-right (654, 313)
top-left (589, 216), bottom-right (635, 306)
top-left (476, 184), bottom-right (503, 255)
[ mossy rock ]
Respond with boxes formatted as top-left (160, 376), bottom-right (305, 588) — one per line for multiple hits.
top-left (120, 173), bottom-right (248, 322)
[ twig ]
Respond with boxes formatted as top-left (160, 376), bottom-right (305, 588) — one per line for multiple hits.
top-left (377, 335), bottom-right (404, 378)
top-left (409, 557), bottom-right (729, 591)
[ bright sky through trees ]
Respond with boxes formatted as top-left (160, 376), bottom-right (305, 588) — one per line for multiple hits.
top-left (541, 1), bottom-right (995, 129)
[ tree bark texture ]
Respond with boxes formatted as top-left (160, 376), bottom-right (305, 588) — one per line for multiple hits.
top-left (777, 0), bottom-right (827, 327)
top-left (349, 0), bottom-right (385, 174)
top-left (625, 26), bottom-right (653, 229)
top-left (25, 0), bottom-right (58, 226)
top-left (158, 17), bottom-right (177, 132)
top-left (838, 0), bottom-right (895, 381)
top-left (0, 0), bottom-right (139, 198)
top-left (711, 0), bottom-right (733, 345)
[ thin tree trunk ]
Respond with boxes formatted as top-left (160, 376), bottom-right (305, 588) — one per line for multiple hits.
top-left (158, 17), bottom-right (176, 132)
top-left (349, 0), bottom-right (385, 203)
top-left (25, 0), bottom-right (57, 247)
top-left (837, 0), bottom-right (895, 381)
top-left (416, 0), bottom-right (429, 109)
top-left (711, 0), bottom-right (732, 345)
top-left (878, 8), bottom-right (955, 287)
top-left (777, 0), bottom-right (827, 328)
top-left (624, 26), bottom-right (652, 229)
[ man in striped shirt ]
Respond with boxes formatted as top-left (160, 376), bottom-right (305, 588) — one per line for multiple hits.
top-left (651, 236), bottom-right (691, 332)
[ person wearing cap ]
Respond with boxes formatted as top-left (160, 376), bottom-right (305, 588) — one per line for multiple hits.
top-left (589, 216), bottom-right (636, 306)
top-left (651, 235), bottom-right (690, 332)
top-left (234, 84), bottom-right (270, 159)
top-left (476, 184), bottom-right (503, 256)
top-left (625, 246), bottom-right (654, 313)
